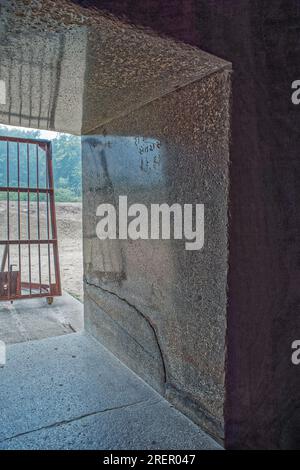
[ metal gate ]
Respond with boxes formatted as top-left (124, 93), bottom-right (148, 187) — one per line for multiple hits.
top-left (0, 136), bottom-right (61, 303)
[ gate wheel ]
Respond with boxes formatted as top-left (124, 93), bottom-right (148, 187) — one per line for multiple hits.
top-left (47, 297), bottom-right (54, 305)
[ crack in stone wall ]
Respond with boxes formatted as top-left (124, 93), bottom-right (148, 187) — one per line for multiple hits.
top-left (84, 278), bottom-right (167, 385)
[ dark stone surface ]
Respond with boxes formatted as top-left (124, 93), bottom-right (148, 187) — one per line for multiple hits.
top-left (0, 1), bottom-right (229, 133)
top-left (78, 0), bottom-right (300, 449)
top-left (2, 0), bottom-right (300, 449)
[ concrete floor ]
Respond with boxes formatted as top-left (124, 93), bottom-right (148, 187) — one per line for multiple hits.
top-left (0, 332), bottom-right (221, 450)
top-left (0, 293), bottom-right (220, 449)
top-left (0, 293), bottom-right (83, 344)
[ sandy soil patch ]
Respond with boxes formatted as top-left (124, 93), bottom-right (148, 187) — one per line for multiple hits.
top-left (0, 201), bottom-right (83, 301)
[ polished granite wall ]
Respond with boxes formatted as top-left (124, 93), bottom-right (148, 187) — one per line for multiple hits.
top-left (82, 69), bottom-right (231, 441)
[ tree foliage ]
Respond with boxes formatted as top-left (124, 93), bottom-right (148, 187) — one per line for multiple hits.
top-left (0, 126), bottom-right (82, 202)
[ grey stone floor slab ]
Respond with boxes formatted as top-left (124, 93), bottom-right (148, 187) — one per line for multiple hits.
top-left (0, 332), bottom-right (221, 450)
top-left (0, 292), bottom-right (83, 344)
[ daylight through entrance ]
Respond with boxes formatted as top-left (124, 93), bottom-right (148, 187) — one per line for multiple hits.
top-left (0, 136), bottom-right (61, 303)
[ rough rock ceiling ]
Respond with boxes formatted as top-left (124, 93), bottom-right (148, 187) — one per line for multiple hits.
top-left (0, 0), bottom-right (230, 134)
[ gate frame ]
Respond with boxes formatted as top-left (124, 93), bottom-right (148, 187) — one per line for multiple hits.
top-left (0, 135), bottom-right (62, 302)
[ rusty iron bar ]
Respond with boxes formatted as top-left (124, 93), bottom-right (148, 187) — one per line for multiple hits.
top-left (27, 143), bottom-right (32, 295)
top-left (36, 144), bottom-right (42, 293)
top-left (6, 141), bottom-right (10, 298)
top-left (17, 142), bottom-right (21, 281)
top-left (0, 240), bottom-right (57, 245)
top-left (0, 187), bottom-right (53, 193)
top-left (45, 144), bottom-right (52, 294)
top-left (0, 136), bottom-right (50, 146)
top-left (47, 142), bottom-right (61, 296)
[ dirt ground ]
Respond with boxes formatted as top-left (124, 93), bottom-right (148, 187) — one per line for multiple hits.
top-left (54, 202), bottom-right (83, 301)
top-left (0, 201), bottom-right (83, 302)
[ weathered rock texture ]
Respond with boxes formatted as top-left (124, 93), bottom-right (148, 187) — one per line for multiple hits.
top-left (82, 69), bottom-right (231, 440)
top-left (75, 0), bottom-right (300, 450)
top-left (0, 0), bottom-right (231, 444)
top-left (2, 0), bottom-right (299, 449)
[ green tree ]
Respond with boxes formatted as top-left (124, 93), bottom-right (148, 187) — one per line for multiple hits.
top-left (0, 126), bottom-right (82, 202)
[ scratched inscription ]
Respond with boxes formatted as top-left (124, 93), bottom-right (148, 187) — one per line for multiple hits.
top-left (134, 137), bottom-right (161, 173)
